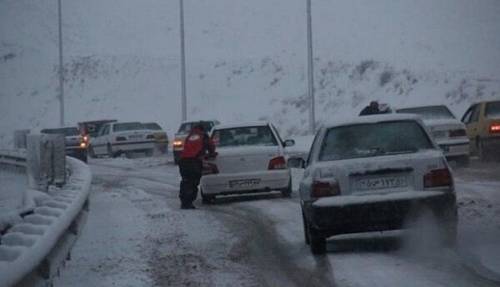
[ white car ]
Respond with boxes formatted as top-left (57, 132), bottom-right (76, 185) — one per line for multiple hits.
top-left (292, 114), bottom-right (457, 254)
top-left (89, 121), bottom-right (156, 158)
top-left (396, 105), bottom-right (470, 165)
top-left (200, 122), bottom-right (295, 202)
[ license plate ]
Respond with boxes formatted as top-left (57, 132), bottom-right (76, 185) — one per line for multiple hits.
top-left (355, 176), bottom-right (408, 191)
top-left (129, 135), bottom-right (142, 139)
top-left (229, 179), bottom-right (261, 188)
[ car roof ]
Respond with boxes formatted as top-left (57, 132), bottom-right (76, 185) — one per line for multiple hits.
top-left (323, 114), bottom-right (421, 129)
top-left (181, 120), bottom-right (218, 124)
top-left (213, 121), bottom-right (270, 130)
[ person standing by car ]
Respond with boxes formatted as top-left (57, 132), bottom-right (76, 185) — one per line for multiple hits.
top-left (178, 123), bottom-right (216, 209)
top-left (359, 101), bottom-right (382, 116)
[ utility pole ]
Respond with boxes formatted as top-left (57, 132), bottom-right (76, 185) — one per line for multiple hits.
top-left (179, 0), bottom-right (187, 122)
top-left (57, 0), bottom-right (65, 127)
top-left (306, 0), bottom-right (315, 133)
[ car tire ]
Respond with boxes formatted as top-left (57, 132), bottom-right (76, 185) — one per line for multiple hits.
top-left (281, 179), bottom-right (292, 198)
top-left (302, 210), bottom-right (310, 245)
top-left (88, 145), bottom-right (96, 158)
top-left (477, 138), bottom-right (487, 162)
top-left (307, 223), bottom-right (326, 255)
top-left (107, 144), bottom-right (116, 158)
top-left (456, 155), bottom-right (470, 167)
top-left (201, 190), bottom-right (215, 204)
top-left (79, 150), bottom-right (88, 163)
top-left (145, 149), bottom-right (154, 157)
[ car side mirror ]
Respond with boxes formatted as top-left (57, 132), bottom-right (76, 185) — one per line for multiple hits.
top-left (287, 157), bottom-right (305, 169)
top-left (284, 139), bottom-right (295, 147)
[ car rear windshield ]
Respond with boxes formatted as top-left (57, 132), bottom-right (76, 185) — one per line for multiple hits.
top-left (113, 122), bottom-right (144, 132)
top-left (212, 126), bottom-right (278, 147)
top-left (177, 121), bottom-right (214, 134)
top-left (41, 127), bottom-right (79, 136)
top-left (143, 123), bottom-right (162, 130)
top-left (396, 106), bottom-right (455, 120)
top-left (319, 121), bottom-right (434, 161)
top-left (485, 101), bottom-right (500, 119)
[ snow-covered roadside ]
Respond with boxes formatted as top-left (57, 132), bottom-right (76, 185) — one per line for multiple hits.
top-left (55, 161), bottom-right (262, 287)
top-left (0, 157), bottom-right (92, 286)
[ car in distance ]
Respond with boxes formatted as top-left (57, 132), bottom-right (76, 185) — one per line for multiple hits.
top-left (396, 105), bottom-right (470, 165)
top-left (461, 100), bottom-right (500, 161)
top-left (173, 120), bottom-right (219, 164)
top-left (291, 114), bottom-right (457, 254)
top-left (40, 127), bottom-right (89, 162)
top-left (143, 122), bottom-right (169, 154)
top-left (89, 121), bottom-right (156, 158)
top-left (200, 122), bottom-right (295, 202)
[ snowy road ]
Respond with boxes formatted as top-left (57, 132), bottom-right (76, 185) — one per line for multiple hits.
top-left (55, 157), bottom-right (500, 287)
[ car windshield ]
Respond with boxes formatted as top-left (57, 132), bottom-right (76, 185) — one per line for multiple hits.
top-left (143, 123), bottom-right (162, 130)
top-left (212, 126), bottom-right (278, 147)
top-left (41, 127), bottom-right (79, 136)
top-left (319, 121), bottom-right (434, 161)
top-left (485, 101), bottom-right (500, 119)
top-left (113, 122), bottom-right (144, 132)
top-left (396, 106), bottom-right (455, 120)
top-left (178, 122), bottom-right (214, 134)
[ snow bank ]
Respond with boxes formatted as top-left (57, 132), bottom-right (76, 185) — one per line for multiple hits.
top-left (0, 157), bottom-right (92, 287)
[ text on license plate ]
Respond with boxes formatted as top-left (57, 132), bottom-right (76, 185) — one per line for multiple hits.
top-left (229, 179), bottom-right (261, 188)
top-left (355, 176), bottom-right (408, 191)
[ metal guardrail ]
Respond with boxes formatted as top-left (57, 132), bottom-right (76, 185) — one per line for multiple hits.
top-left (0, 148), bottom-right (91, 287)
top-left (0, 149), bottom-right (27, 168)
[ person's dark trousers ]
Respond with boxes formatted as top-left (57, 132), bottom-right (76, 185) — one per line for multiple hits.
top-left (178, 158), bottom-right (203, 208)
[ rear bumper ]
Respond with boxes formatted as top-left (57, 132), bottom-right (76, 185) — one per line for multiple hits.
top-left (112, 141), bottom-right (154, 152)
top-left (437, 139), bottom-right (469, 157)
top-left (201, 169), bottom-right (290, 195)
top-left (304, 191), bottom-right (456, 237)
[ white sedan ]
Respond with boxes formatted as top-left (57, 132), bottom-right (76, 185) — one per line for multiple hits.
top-left (200, 122), bottom-right (295, 202)
top-left (396, 105), bottom-right (470, 165)
top-left (89, 121), bottom-right (156, 158)
top-left (292, 114), bottom-right (457, 254)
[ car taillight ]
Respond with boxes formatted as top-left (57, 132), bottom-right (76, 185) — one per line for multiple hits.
top-left (268, 156), bottom-right (287, 170)
top-left (173, 140), bottom-right (183, 147)
top-left (79, 142), bottom-right (87, 148)
top-left (311, 180), bottom-right (341, 198)
top-left (82, 135), bottom-right (89, 142)
top-left (202, 162), bottom-right (219, 175)
top-left (449, 129), bottom-right (466, 137)
top-left (116, 136), bottom-right (127, 141)
top-left (424, 168), bottom-right (452, 188)
top-left (490, 124), bottom-right (500, 134)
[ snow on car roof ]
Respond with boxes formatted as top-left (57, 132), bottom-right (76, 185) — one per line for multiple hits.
top-left (395, 104), bottom-right (447, 110)
top-left (323, 114), bottom-right (421, 129)
top-left (214, 121), bottom-right (270, 130)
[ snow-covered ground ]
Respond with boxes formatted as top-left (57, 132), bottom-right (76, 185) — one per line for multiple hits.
top-left (54, 154), bottom-right (500, 287)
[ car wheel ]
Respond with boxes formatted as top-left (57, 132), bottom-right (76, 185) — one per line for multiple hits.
top-left (456, 155), bottom-right (470, 167)
top-left (145, 149), bottom-right (154, 157)
top-left (307, 223), bottom-right (326, 254)
top-left (201, 190), bottom-right (215, 204)
top-left (302, 210), bottom-right (310, 245)
top-left (477, 138), bottom-right (487, 162)
top-left (281, 179), bottom-right (292, 198)
top-left (88, 145), bottom-right (96, 158)
top-left (79, 150), bottom-right (88, 163)
top-left (107, 144), bottom-right (116, 158)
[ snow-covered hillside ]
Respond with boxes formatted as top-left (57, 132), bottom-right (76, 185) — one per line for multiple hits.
top-left (1, 0), bottom-right (500, 146)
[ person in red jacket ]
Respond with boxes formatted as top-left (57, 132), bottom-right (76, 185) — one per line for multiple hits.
top-left (178, 123), bottom-right (216, 209)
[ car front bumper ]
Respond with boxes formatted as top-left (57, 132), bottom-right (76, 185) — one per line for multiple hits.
top-left (304, 190), bottom-right (456, 237)
top-left (201, 169), bottom-right (290, 195)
